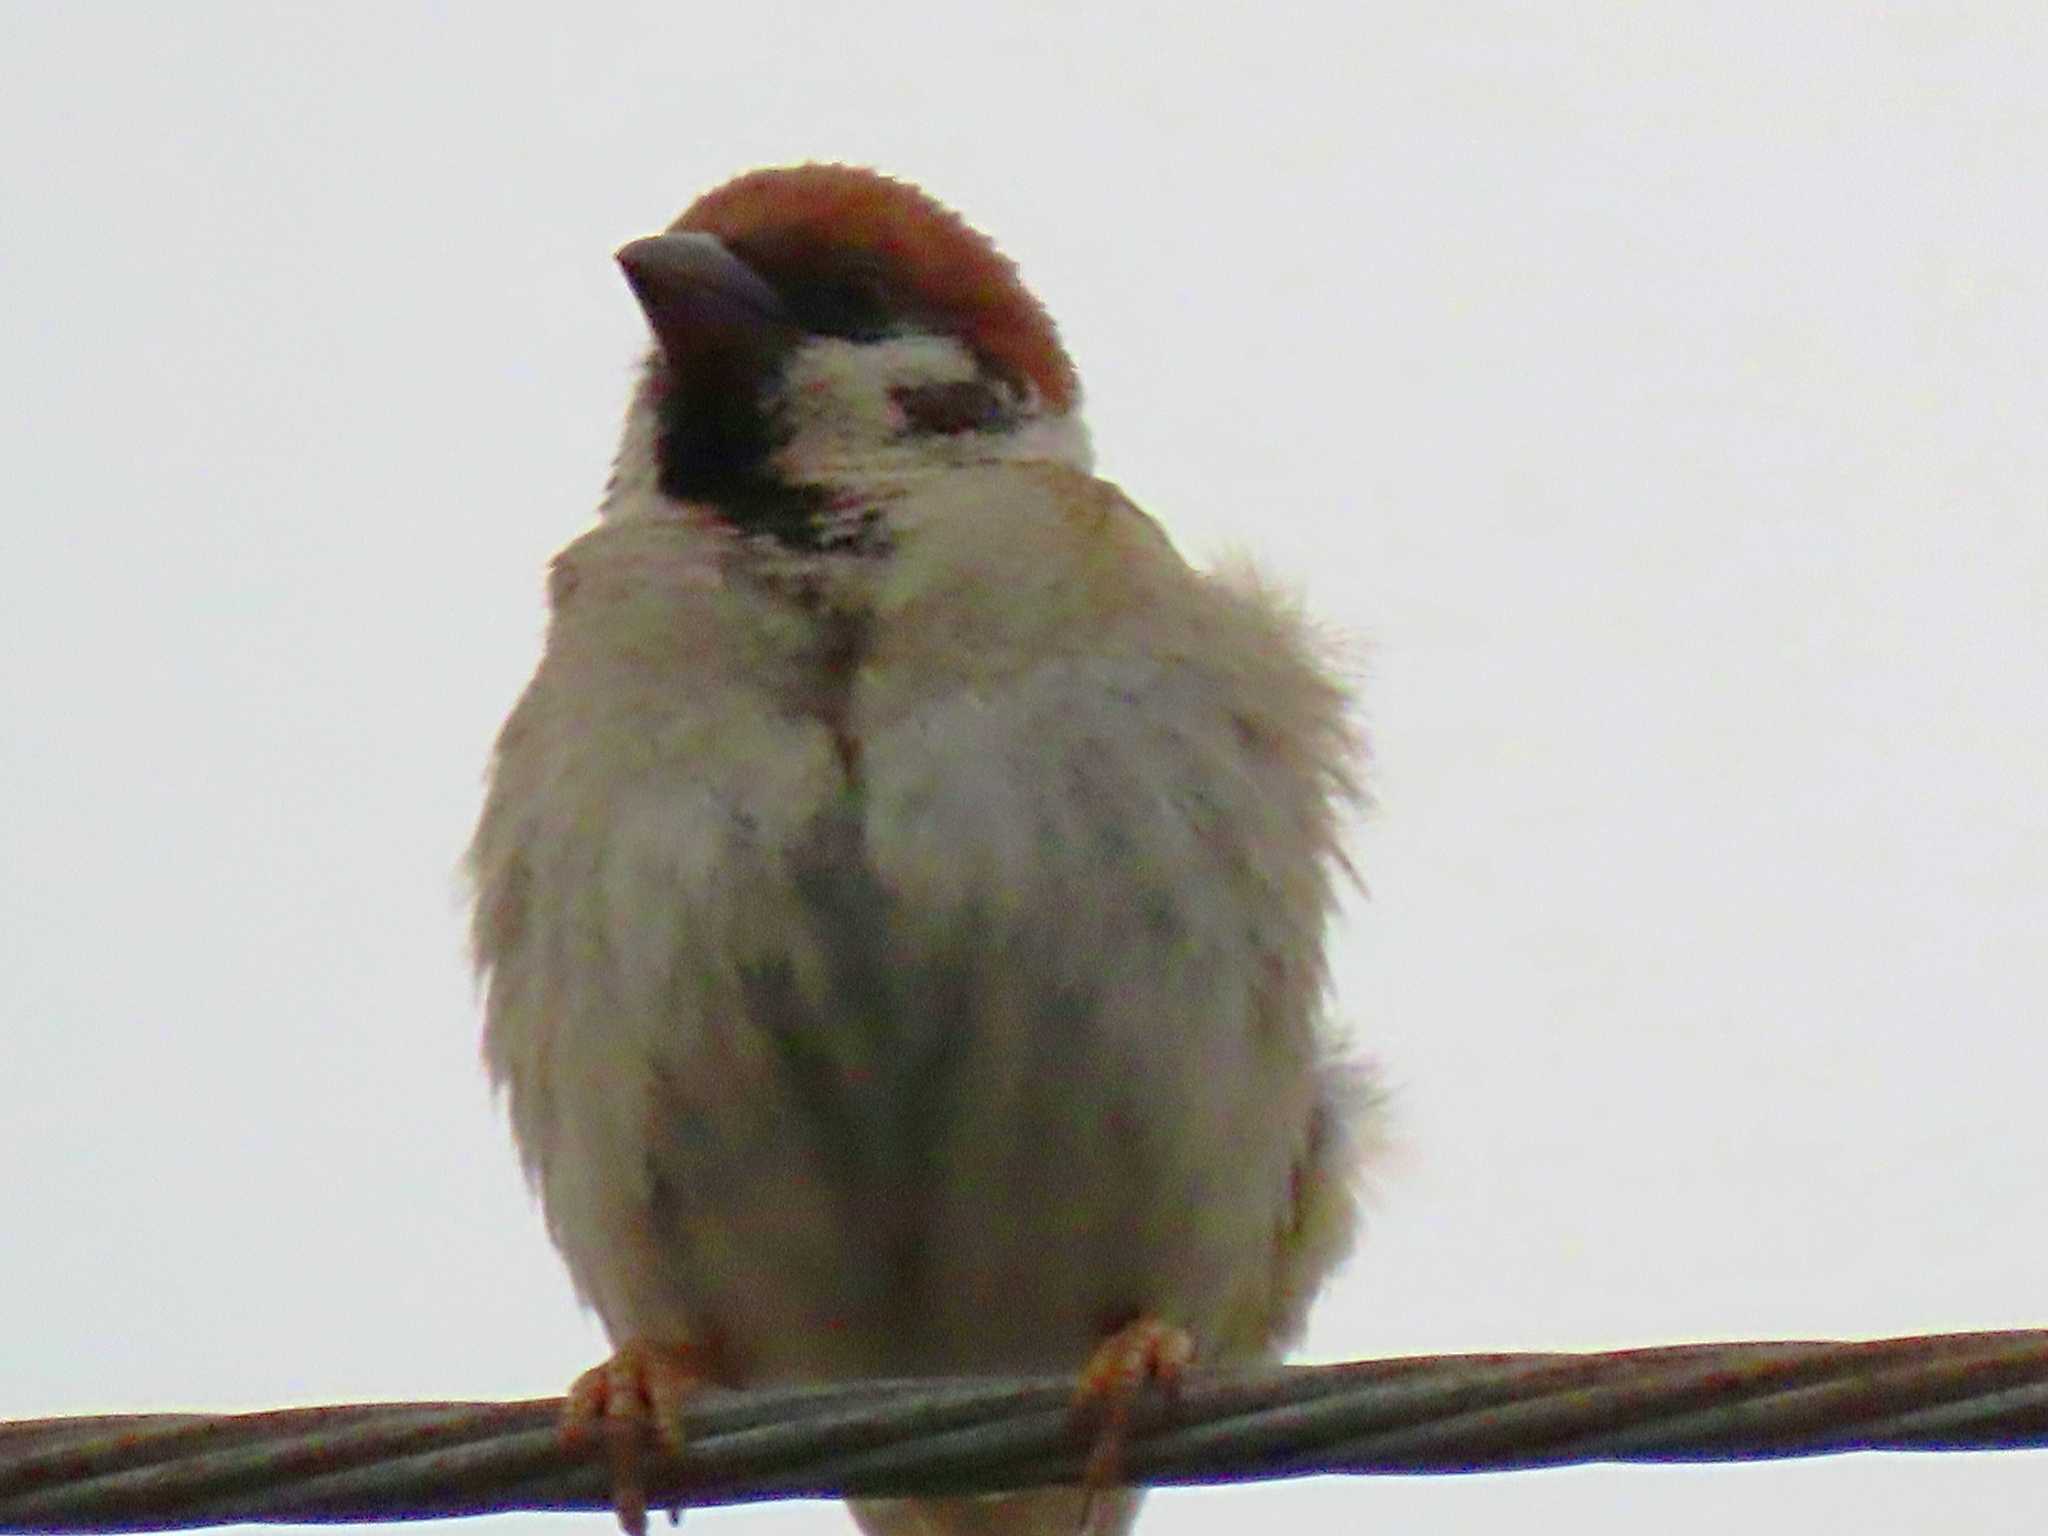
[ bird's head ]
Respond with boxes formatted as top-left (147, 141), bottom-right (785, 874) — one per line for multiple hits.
top-left (605, 164), bottom-right (1090, 547)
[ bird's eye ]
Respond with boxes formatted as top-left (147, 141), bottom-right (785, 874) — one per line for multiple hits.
top-left (796, 263), bottom-right (897, 340)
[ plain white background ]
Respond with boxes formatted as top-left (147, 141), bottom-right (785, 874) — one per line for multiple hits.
top-left (3, 5), bottom-right (2043, 1532)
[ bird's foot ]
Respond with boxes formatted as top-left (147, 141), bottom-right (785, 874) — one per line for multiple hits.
top-left (1071, 1317), bottom-right (1195, 1533)
top-left (562, 1337), bottom-right (707, 1536)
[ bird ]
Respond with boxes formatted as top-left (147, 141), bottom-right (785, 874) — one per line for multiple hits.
top-left (467, 163), bottom-right (1373, 1536)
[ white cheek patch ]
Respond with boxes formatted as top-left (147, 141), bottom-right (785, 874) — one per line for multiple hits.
top-left (1004, 411), bottom-right (1094, 474)
top-left (768, 335), bottom-right (1093, 490)
top-left (776, 335), bottom-right (978, 449)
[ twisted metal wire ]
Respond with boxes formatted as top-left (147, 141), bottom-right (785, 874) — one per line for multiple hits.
top-left (3, 1330), bottom-right (2045, 1530)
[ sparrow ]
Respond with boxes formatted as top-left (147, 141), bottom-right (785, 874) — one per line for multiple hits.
top-left (468, 164), bottom-right (1372, 1536)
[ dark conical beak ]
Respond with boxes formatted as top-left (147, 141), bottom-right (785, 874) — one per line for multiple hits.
top-left (615, 233), bottom-right (792, 363)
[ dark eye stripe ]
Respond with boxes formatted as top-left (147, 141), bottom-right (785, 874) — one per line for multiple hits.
top-left (891, 379), bottom-right (1007, 436)
top-left (790, 274), bottom-right (896, 339)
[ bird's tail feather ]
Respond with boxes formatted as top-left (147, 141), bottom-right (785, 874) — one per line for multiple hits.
top-left (850, 1489), bottom-right (1142, 1536)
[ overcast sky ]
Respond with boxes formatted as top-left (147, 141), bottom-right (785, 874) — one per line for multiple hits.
top-left (4, 5), bottom-right (2044, 1534)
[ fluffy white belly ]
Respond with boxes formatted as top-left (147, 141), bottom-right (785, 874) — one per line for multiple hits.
top-left (494, 653), bottom-right (1322, 1384)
